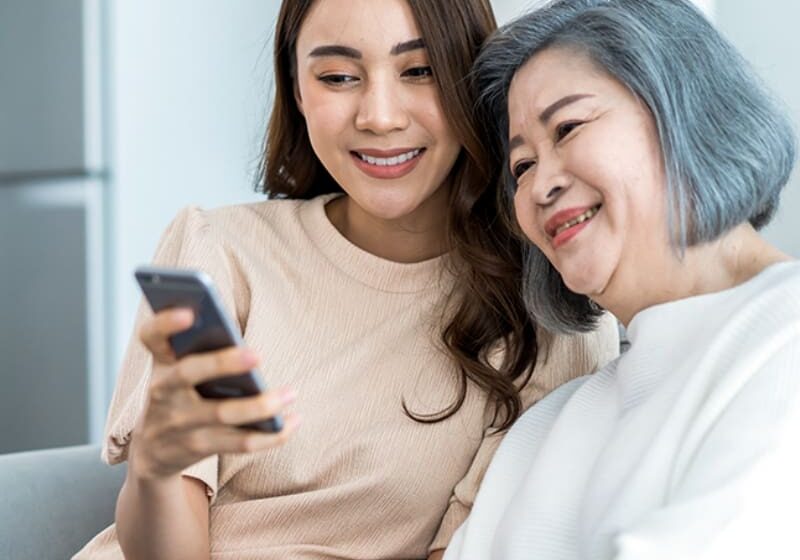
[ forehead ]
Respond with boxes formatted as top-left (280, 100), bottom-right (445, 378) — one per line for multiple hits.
top-left (298, 0), bottom-right (421, 53)
top-left (507, 48), bottom-right (617, 127)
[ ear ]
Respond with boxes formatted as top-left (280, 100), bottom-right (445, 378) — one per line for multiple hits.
top-left (294, 80), bottom-right (305, 117)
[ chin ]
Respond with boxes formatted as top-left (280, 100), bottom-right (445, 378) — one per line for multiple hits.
top-left (559, 265), bottom-right (610, 298)
top-left (361, 190), bottom-right (425, 221)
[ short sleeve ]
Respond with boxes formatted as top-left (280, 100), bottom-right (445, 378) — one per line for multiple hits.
top-left (429, 312), bottom-right (620, 552)
top-left (100, 206), bottom-right (244, 501)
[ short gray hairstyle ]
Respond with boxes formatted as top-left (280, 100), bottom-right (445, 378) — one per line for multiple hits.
top-left (474, 0), bottom-right (797, 333)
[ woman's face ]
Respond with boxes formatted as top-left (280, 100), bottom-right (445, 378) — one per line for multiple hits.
top-left (294, 0), bottom-right (461, 222)
top-left (508, 48), bottom-right (672, 302)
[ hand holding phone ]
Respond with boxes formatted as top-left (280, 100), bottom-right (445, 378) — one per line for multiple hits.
top-left (126, 266), bottom-right (300, 481)
top-left (135, 266), bottom-right (283, 432)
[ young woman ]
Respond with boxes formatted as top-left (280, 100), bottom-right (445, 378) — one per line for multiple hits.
top-left (74, 1), bottom-right (618, 558)
top-left (445, 0), bottom-right (799, 558)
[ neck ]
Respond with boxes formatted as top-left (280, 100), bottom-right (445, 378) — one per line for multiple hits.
top-left (324, 189), bottom-right (450, 264)
top-left (598, 223), bottom-right (792, 326)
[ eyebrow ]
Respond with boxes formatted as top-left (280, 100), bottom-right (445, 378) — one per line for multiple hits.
top-left (308, 45), bottom-right (362, 59)
top-left (539, 94), bottom-right (593, 124)
top-left (307, 38), bottom-right (426, 60)
top-left (508, 94), bottom-right (595, 152)
top-left (391, 38), bottom-right (426, 55)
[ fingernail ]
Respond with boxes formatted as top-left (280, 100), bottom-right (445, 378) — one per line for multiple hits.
top-left (280, 387), bottom-right (297, 404)
top-left (175, 309), bottom-right (194, 324)
top-left (242, 349), bottom-right (259, 366)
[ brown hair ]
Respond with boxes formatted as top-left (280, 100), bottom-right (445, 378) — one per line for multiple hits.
top-left (258, 0), bottom-right (538, 430)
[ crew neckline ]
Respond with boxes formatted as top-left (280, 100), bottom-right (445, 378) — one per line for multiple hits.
top-left (626, 260), bottom-right (797, 344)
top-left (298, 193), bottom-right (451, 293)
top-left (616, 260), bottom-right (798, 410)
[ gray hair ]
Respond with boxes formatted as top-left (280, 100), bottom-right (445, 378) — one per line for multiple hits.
top-left (474, 0), bottom-right (797, 333)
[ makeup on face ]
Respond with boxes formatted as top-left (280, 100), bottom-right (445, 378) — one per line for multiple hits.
top-left (350, 147), bottom-right (426, 180)
top-left (507, 48), bottom-right (669, 300)
top-left (294, 0), bottom-right (462, 228)
top-left (544, 204), bottom-right (603, 249)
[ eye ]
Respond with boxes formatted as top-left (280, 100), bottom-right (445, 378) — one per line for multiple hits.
top-left (556, 121), bottom-right (582, 141)
top-left (512, 159), bottom-right (536, 181)
top-left (403, 66), bottom-right (434, 80)
top-left (318, 74), bottom-right (359, 86)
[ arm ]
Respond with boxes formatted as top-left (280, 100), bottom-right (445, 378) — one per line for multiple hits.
top-left (428, 550), bottom-right (445, 560)
top-left (115, 309), bottom-right (299, 560)
top-left (117, 471), bottom-right (210, 560)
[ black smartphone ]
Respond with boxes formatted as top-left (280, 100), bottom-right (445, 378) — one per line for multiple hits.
top-left (134, 266), bottom-right (283, 433)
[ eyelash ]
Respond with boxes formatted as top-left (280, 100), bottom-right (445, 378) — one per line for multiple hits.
top-left (317, 66), bottom-right (433, 87)
top-left (556, 121), bottom-right (581, 141)
top-left (512, 160), bottom-right (535, 181)
top-left (318, 74), bottom-right (358, 86)
top-left (511, 121), bottom-right (584, 182)
top-left (403, 66), bottom-right (433, 80)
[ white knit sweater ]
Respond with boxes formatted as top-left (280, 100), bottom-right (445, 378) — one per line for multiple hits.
top-left (445, 261), bottom-right (800, 560)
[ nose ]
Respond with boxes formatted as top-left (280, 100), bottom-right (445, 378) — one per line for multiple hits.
top-left (528, 150), bottom-right (571, 207)
top-left (355, 76), bottom-right (410, 135)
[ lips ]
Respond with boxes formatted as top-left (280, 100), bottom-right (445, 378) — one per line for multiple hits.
top-left (544, 204), bottom-right (602, 249)
top-left (350, 147), bottom-right (426, 179)
top-left (353, 148), bottom-right (423, 166)
top-left (545, 204), bottom-right (601, 237)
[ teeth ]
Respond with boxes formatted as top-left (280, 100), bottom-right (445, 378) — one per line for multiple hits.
top-left (555, 205), bottom-right (601, 236)
top-left (358, 149), bottom-right (421, 166)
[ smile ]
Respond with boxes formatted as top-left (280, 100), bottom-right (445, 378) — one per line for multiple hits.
top-left (544, 203), bottom-right (602, 250)
top-left (355, 148), bottom-right (422, 167)
top-left (554, 204), bottom-right (601, 236)
top-left (350, 147), bottom-right (426, 180)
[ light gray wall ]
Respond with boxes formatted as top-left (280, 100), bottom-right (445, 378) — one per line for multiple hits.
top-left (716, 1), bottom-right (800, 257)
top-left (107, 1), bottom-right (280, 379)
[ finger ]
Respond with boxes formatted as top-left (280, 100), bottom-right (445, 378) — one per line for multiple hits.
top-left (167, 346), bottom-right (260, 389)
top-left (213, 387), bottom-right (296, 427)
top-left (188, 413), bottom-right (301, 456)
top-left (161, 386), bottom-right (293, 432)
top-left (139, 308), bottom-right (194, 363)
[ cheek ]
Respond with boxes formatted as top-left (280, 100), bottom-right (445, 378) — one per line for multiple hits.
top-left (514, 190), bottom-right (544, 248)
top-left (415, 90), bottom-right (458, 143)
top-left (299, 85), bottom-right (351, 136)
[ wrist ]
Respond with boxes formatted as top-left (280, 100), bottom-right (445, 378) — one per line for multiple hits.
top-left (128, 441), bottom-right (180, 486)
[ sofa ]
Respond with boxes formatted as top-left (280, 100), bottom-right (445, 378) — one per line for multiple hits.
top-left (0, 444), bottom-right (126, 559)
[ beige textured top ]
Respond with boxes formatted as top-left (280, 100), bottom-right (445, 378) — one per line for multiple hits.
top-left (75, 194), bottom-right (619, 559)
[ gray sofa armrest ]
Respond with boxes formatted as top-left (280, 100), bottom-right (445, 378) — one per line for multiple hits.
top-left (0, 443), bottom-right (126, 560)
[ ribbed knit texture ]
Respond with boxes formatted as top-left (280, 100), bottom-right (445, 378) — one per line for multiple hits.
top-left (74, 194), bottom-right (619, 559)
top-left (445, 261), bottom-right (800, 560)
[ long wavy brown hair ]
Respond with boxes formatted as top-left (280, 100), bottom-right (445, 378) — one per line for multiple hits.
top-left (257, 0), bottom-right (538, 430)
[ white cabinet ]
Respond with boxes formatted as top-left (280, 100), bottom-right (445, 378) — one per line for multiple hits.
top-left (0, 180), bottom-right (106, 452)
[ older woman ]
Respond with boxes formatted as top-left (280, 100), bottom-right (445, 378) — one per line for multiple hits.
top-left (444, 0), bottom-right (800, 558)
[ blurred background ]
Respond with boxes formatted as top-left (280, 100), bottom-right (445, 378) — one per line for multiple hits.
top-left (0, 0), bottom-right (796, 454)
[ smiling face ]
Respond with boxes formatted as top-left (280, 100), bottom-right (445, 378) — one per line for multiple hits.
top-left (508, 47), bottom-right (673, 307)
top-left (293, 0), bottom-right (462, 225)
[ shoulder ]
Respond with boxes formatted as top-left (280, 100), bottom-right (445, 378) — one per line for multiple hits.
top-left (743, 261), bottom-right (800, 317)
top-left (162, 196), bottom-right (328, 256)
top-left (482, 373), bottom-right (592, 479)
top-left (716, 261), bottom-right (800, 353)
top-left (201, 197), bottom-right (308, 236)
top-left (671, 262), bottom-right (800, 426)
